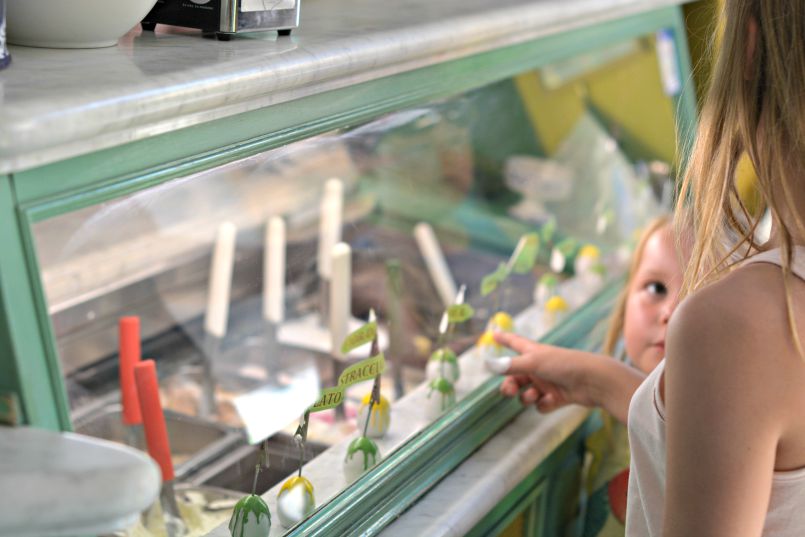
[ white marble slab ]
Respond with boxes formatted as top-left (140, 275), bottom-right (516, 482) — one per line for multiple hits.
top-left (0, 0), bottom-right (686, 174)
top-left (0, 426), bottom-right (161, 537)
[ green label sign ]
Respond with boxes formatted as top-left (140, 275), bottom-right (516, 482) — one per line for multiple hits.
top-left (509, 233), bottom-right (540, 274)
top-left (340, 321), bottom-right (377, 354)
top-left (309, 386), bottom-right (345, 413)
top-left (338, 353), bottom-right (386, 388)
top-left (481, 262), bottom-right (510, 296)
top-left (309, 353), bottom-right (387, 414)
top-left (446, 303), bottom-right (475, 323)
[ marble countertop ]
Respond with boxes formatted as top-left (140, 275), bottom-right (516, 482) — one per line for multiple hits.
top-left (380, 405), bottom-right (589, 537)
top-left (0, 427), bottom-right (160, 537)
top-left (0, 0), bottom-right (686, 174)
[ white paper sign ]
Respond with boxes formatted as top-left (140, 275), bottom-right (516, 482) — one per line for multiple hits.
top-left (233, 363), bottom-right (319, 444)
top-left (242, 0), bottom-right (296, 12)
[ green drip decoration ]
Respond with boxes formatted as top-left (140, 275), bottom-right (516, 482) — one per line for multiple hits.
top-left (346, 435), bottom-right (379, 471)
top-left (229, 440), bottom-right (271, 537)
top-left (428, 377), bottom-right (456, 411)
top-left (538, 273), bottom-right (559, 289)
top-left (429, 347), bottom-right (459, 381)
top-left (229, 494), bottom-right (271, 537)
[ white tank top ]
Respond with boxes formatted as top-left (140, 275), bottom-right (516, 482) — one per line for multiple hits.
top-left (626, 247), bottom-right (805, 537)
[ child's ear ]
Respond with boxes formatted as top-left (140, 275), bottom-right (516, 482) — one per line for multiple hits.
top-left (745, 17), bottom-right (758, 81)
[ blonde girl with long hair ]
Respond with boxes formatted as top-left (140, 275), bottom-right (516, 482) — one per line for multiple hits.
top-left (582, 215), bottom-right (684, 537)
top-left (496, 2), bottom-right (805, 535)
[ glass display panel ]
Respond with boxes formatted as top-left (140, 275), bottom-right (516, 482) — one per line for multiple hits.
top-left (31, 61), bottom-right (673, 536)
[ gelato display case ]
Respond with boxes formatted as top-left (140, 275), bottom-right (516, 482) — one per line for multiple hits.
top-left (0, 0), bottom-right (697, 535)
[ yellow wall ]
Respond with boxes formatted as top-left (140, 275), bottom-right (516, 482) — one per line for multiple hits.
top-left (683, 0), bottom-right (720, 103)
top-left (514, 37), bottom-right (677, 164)
top-left (683, 0), bottom-right (762, 215)
top-left (514, 1), bottom-right (763, 216)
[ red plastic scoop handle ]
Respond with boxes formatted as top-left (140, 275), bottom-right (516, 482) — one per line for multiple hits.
top-left (119, 317), bottom-right (142, 426)
top-left (134, 359), bottom-right (174, 482)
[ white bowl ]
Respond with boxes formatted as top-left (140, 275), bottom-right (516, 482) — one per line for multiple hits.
top-left (7, 0), bottom-right (158, 48)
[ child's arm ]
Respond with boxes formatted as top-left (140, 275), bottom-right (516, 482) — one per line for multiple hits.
top-left (494, 332), bottom-right (645, 423)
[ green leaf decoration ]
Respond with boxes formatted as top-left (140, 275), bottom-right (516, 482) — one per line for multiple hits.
top-left (480, 262), bottom-right (510, 296)
top-left (446, 303), bottom-right (475, 323)
top-left (340, 321), bottom-right (377, 354)
top-left (509, 233), bottom-right (540, 274)
top-left (337, 353), bottom-right (386, 388)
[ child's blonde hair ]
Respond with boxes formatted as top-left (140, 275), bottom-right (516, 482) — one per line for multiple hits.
top-left (603, 215), bottom-right (671, 356)
top-left (674, 1), bottom-right (805, 354)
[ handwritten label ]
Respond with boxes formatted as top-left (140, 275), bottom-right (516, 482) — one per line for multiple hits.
top-left (340, 321), bottom-right (377, 354)
top-left (308, 353), bottom-right (387, 413)
top-left (338, 353), bottom-right (386, 388)
top-left (309, 386), bottom-right (344, 413)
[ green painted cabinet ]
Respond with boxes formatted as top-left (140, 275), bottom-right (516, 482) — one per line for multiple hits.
top-left (0, 1), bottom-right (697, 535)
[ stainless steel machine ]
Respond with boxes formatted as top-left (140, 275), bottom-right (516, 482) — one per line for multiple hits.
top-left (142, 0), bottom-right (300, 40)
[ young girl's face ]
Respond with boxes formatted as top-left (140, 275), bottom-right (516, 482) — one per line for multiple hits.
top-left (623, 225), bottom-right (684, 373)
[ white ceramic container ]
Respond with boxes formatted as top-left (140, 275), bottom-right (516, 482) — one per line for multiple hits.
top-left (7, 0), bottom-right (158, 48)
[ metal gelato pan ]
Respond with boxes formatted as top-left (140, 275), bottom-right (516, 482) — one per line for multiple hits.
top-left (184, 432), bottom-right (328, 495)
top-left (74, 404), bottom-right (245, 479)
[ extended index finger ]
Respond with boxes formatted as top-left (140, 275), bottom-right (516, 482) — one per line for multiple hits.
top-left (493, 331), bottom-right (538, 355)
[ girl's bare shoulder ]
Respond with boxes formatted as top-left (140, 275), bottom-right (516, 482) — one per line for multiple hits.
top-left (669, 261), bottom-right (805, 380)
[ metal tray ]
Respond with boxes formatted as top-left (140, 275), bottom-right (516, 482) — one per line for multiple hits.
top-left (184, 432), bottom-right (329, 495)
top-left (73, 404), bottom-right (245, 479)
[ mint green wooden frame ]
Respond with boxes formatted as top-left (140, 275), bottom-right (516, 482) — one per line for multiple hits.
top-left (0, 5), bottom-right (696, 534)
